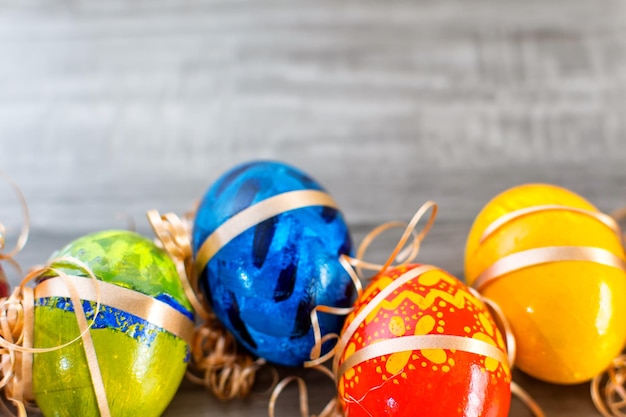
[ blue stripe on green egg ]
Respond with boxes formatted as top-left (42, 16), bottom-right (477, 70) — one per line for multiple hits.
top-left (193, 160), bottom-right (354, 367)
top-left (33, 230), bottom-right (194, 417)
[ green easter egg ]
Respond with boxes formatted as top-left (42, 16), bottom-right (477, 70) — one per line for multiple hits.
top-left (32, 230), bottom-right (194, 417)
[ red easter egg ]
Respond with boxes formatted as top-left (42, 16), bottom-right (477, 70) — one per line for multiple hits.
top-left (335, 264), bottom-right (511, 417)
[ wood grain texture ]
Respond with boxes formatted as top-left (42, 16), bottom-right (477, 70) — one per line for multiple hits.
top-left (1, 0), bottom-right (626, 415)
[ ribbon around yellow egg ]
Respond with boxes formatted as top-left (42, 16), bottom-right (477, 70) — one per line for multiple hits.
top-left (465, 183), bottom-right (626, 386)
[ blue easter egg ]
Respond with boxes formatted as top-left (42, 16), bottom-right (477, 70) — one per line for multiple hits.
top-left (192, 160), bottom-right (354, 366)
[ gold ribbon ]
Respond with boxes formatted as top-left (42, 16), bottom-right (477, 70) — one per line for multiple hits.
top-left (0, 256), bottom-right (108, 417)
top-left (475, 204), bottom-right (626, 291)
top-left (480, 204), bottom-right (620, 244)
top-left (194, 189), bottom-right (339, 275)
top-left (147, 209), bottom-right (210, 322)
top-left (269, 366), bottom-right (342, 417)
top-left (274, 200), bottom-right (544, 417)
top-left (478, 293), bottom-right (517, 367)
top-left (306, 202), bottom-right (438, 369)
top-left (333, 264), bottom-right (509, 382)
top-left (354, 200), bottom-right (437, 274)
top-left (35, 275), bottom-right (195, 345)
top-left (331, 264), bottom-right (441, 376)
top-left (332, 262), bottom-right (544, 417)
top-left (1, 253), bottom-right (198, 417)
top-left (481, 295), bottom-right (545, 417)
top-left (150, 190), bottom-right (344, 400)
top-left (473, 202), bottom-right (626, 417)
top-left (337, 334), bottom-right (508, 381)
top-left (147, 209), bottom-right (267, 400)
top-left (474, 246), bottom-right (626, 291)
top-left (275, 202), bottom-right (493, 417)
top-left (304, 255), bottom-right (362, 368)
top-left (0, 284), bottom-right (35, 417)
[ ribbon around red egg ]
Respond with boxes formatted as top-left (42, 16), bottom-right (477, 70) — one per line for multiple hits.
top-left (269, 200), bottom-right (545, 417)
top-left (305, 201), bottom-right (439, 369)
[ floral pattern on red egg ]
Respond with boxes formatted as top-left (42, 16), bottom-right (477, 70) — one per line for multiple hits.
top-left (337, 264), bottom-right (511, 417)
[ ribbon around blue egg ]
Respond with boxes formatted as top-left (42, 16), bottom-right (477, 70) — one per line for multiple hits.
top-left (192, 160), bottom-right (355, 367)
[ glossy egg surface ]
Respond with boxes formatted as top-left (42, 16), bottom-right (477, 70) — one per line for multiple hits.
top-left (465, 183), bottom-right (626, 384)
top-left (193, 160), bottom-right (354, 366)
top-left (337, 264), bottom-right (510, 417)
top-left (33, 230), bottom-right (194, 417)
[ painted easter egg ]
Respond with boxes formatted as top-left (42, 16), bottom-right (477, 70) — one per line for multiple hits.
top-left (192, 160), bottom-right (354, 366)
top-left (465, 183), bottom-right (626, 384)
top-left (335, 264), bottom-right (511, 417)
top-left (33, 230), bottom-right (195, 417)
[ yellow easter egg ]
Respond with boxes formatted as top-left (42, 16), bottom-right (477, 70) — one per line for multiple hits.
top-left (465, 183), bottom-right (626, 384)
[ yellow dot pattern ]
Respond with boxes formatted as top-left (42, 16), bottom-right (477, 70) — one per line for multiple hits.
top-left (338, 265), bottom-right (511, 402)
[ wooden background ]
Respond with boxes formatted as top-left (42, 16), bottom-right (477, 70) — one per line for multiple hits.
top-left (2, 0), bottom-right (626, 416)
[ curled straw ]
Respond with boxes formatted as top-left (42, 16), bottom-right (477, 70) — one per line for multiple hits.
top-left (0, 174), bottom-right (110, 416)
top-left (269, 366), bottom-right (342, 417)
top-left (148, 209), bottom-right (266, 401)
top-left (270, 202), bottom-right (438, 417)
top-left (592, 355), bottom-right (626, 417)
top-left (472, 289), bottom-right (545, 417)
top-left (304, 201), bottom-right (438, 369)
top-left (0, 257), bottom-right (108, 417)
top-left (591, 208), bottom-right (626, 417)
